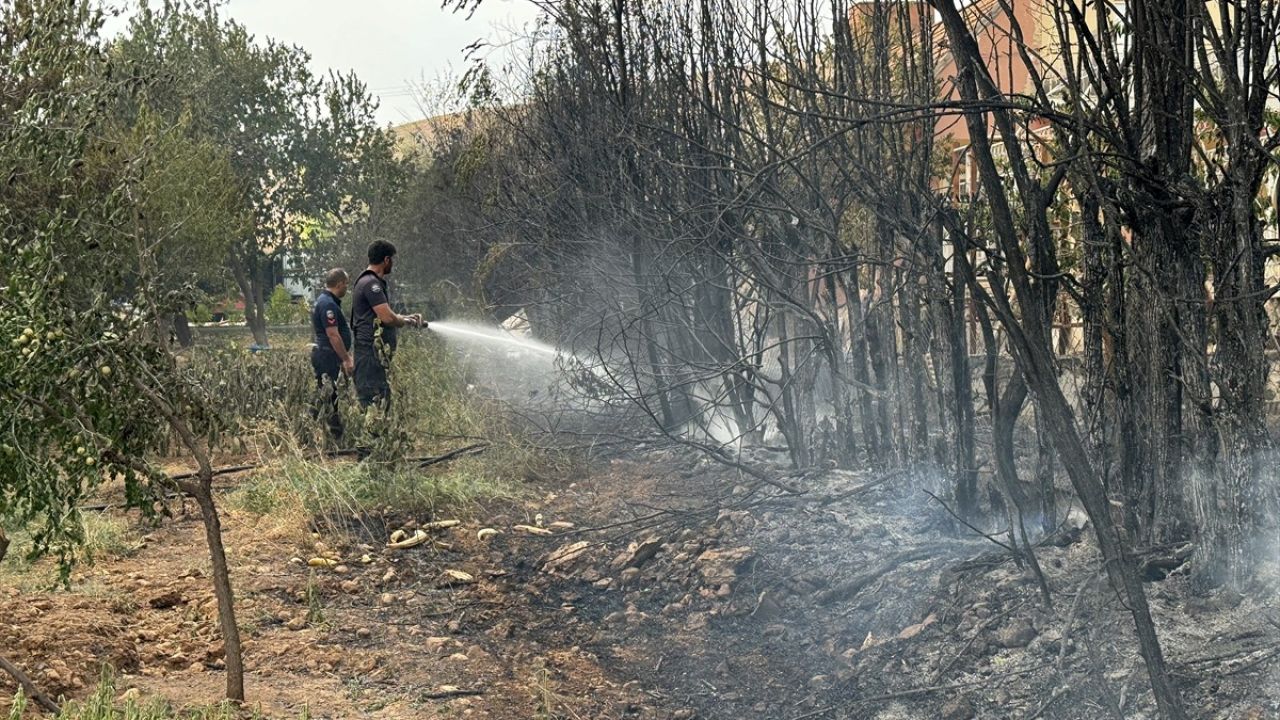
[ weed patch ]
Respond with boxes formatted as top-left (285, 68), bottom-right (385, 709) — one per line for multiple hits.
top-left (228, 455), bottom-right (516, 538)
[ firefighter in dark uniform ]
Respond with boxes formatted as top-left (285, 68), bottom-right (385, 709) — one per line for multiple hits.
top-left (351, 240), bottom-right (422, 411)
top-left (311, 268), bottom-right (354, 441)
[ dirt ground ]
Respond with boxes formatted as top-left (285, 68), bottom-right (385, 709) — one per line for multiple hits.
top-left (3, 445), bottom-right (1280, 719)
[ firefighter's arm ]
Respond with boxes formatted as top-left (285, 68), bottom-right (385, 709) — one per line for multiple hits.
top-left (372, 303), bottom-right (422, 328)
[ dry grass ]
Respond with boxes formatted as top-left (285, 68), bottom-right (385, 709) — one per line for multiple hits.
top-left (222, 333), bottom-right (559, 544)
top-left (0, 513), bottom-right (139, 589)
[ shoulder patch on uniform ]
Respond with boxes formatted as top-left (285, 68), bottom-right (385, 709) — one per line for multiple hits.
top-left (371, 284), bottom-right (383, 293)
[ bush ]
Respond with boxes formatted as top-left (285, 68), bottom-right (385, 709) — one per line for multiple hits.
top-left (391, 333), bottom-right (554, 480)
top-left (264, 284), bottom-right (307, 326)
top-left (181, 342), bottom-right (316, 452)
top-left (189, 303), bottom-right (213, 324)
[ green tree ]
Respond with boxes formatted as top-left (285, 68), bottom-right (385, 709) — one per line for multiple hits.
top-left (114, 1), bottom-right (402, 347)
top-left (0, 0), bottom-right (247, 702)
top-left (113, 107), bottom-right (249, 345)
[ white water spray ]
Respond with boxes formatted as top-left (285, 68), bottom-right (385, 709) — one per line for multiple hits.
top-left (427, 320), bottom-right (562, 357)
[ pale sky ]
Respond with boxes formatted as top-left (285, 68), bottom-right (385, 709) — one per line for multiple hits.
top-left (108, 0), bottom-right (543, 127)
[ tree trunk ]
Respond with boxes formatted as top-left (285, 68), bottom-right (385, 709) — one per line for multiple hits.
top-left (188, 478), bottom-right (246, 702)
top-left (1034, 406), bottom-right (1058, 535)
top-left (133, 377), bottom-right (246, 703)
top-left (1079, 192), bottom-right (1109, 459)
top-left (775, 309), bottom-right (811, 467)
top-left (948, 236), bottom-right (977, 519)
top-left (931, 2), bottom-right (1188, 713)
top-left (173, 312), bottom-right (194, 348)
top-left (823, 265), bottom-right (858, 464)
top-left (842, 266), bottom-right (882, 462)
top-left (230, 251), bottom-right (270, 348)
top-left (865, 262), bottom-right (898, 463)
top-left (901, 282), bottom-right (932, 460)
top-left (0, 653), bottom-right (60, 713)
top-left (994, 368), bottom-right (1031, 515)
top-left (1199, 178), bottom-right (1270, 587)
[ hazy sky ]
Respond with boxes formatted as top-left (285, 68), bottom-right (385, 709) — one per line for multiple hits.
top-left (110, 0), bottom-right (543, 127)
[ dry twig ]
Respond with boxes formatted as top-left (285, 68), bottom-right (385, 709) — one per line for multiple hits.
top-left (0, 652), bottom-right (60, 714)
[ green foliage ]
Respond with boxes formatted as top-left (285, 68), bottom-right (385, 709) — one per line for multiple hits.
top-left (265, 285), bottom-right (306, 325)
top-left (113, 1), bottom-right (407, 340)
top-left (366, 114), bottom-right (507, 317)
top-left (112, 107), bottom-right (247, 307)
top-left (190, 303), bottom-right (214, 324)
top-left (0, 0), bottom-right (198, 577)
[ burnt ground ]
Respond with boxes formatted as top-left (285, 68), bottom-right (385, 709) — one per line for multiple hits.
top-left (3, 444), bottom-right (1280, 719)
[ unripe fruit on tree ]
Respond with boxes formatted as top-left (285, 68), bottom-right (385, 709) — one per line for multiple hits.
top-left (100, 365), bottom-right (112, 377)
top-left (76, 446), bottom-right (86, 456)
top-left (45, 331), bottom-right (55, 341)
top-left (85, 457), bottom-right (96, 467)
top-left (22, 327), bottom-right (33, 337)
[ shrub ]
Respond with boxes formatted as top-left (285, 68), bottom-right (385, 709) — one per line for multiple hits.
top-left (265, 285), bottom-right (306, 326)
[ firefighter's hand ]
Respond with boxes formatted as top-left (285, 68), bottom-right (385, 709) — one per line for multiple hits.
top-left (407, 313), bottom-right (423, 328)
top-left (342, 357), bottom-right (355, 376)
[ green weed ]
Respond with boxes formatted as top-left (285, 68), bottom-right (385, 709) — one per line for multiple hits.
top-left (305, 570), bottom-right (326, 627)
top-left (228, 453), bottom-right (515, 536)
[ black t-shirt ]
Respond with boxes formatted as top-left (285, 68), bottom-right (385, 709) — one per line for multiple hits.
top-left (351, 269), bottom-right (396, 351)
top-left (311, 290), bottom-right (351, 354)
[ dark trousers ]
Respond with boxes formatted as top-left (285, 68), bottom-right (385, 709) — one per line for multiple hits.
top-left (354, 344), bottom-right (391, 410)
top-left (311, 348), bottom-right (344, 442)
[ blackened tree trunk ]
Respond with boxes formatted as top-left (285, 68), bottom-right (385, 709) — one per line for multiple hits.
top-left (932, 1), bottom-right (1188, 714)
top-left (1185, 0), bottom-right (1280, 587)
top-left (948, 239), bottom-right (978, 519)
top-left (173, 312), bottom-right (194, 348)
top-left (1201, 177), bottom-right (1271, 587)
top-left (842, 265), bottom-right (884, 462)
